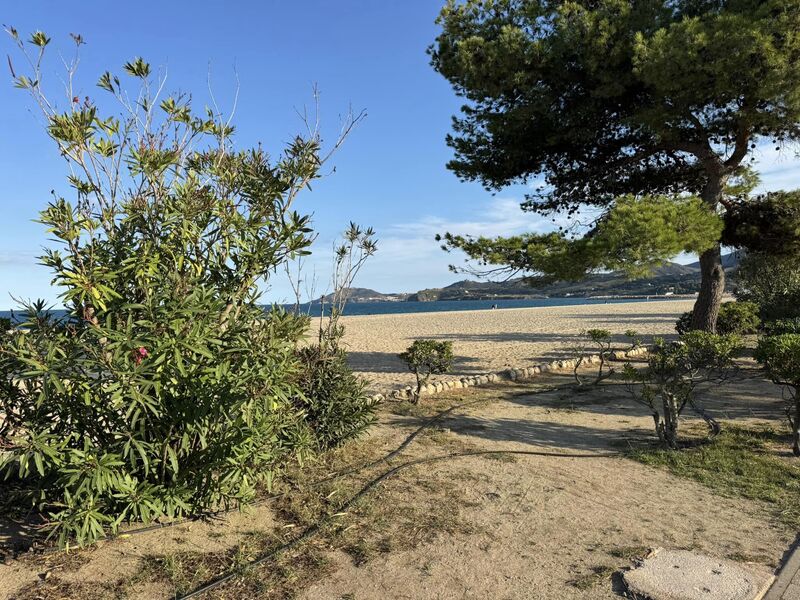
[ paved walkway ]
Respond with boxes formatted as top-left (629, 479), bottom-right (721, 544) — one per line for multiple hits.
top-left (765, 537), bottom-right (800, 600)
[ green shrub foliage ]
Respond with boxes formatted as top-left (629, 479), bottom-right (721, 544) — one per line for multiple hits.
top-left (293, 224), bottom-right (380, 449)
top-left (624, 332), bottom-right (742, 448)
top-left (736, 252), bottom-right (800, 321)
top-left (754, 334), bottom-right (800, 456)
top-left (0, 33), bottom-right (363, 547)
top-left (572, 329), bottom-right (616, 386)
top-left (676, 301), bottom-right (760, 335)
top-left (398, 340), bottom-right (454, 402)
top-left (295, 345), bottom-right (378, 450)
top-left (763, 318), bottom-right (800, 336)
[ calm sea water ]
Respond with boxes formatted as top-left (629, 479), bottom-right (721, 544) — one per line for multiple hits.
top-left (0, 295), bottom-right (690, 322)
top-left (296, 296), bottom-right (690, 316)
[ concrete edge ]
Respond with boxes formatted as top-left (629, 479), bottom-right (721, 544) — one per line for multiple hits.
top-left (764, 534), bottom-right (800, 600)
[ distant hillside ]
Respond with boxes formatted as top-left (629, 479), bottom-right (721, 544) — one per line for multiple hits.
top-left (686, 251), bottom-right (743, 270)
top-left (406, 255), bottom-right (741, 302)
top-left (314, 254), bottom-right (742, 304)
top-left (316, 288), bottom-right (409, 303)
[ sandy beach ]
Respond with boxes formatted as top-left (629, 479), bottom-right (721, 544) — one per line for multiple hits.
top-left (341, 299), bottom-right (695, 391)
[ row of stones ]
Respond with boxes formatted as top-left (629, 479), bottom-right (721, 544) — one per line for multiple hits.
top-left (372, 345), bottom-right (649, 402)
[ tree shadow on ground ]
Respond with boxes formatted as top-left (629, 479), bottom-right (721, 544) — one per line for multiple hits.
top-left (0, 507), bottom-right (43, 554)
top-left (420, 331), bottom-right (581, 344)
top-left (346, 351), bottom-right (483, 375)
top-left (387, 365), bottom-right (788, 453)
top-left (563, 312), bottom-right (682, 327)
top-left (387, 410), bottom-right (647, 452)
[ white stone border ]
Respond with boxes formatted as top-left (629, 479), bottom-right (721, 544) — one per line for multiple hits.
top-left (372, 345), bottom-right (650, 402)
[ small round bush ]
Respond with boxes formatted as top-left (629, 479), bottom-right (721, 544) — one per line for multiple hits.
top-left (717, 301), bottom-right (761, 335)
top-left (754, 333), bottom-right (800, 456)
top-left (399, 340), bottom-right (454, 402)
top-left (763, 318), bottom-right (800, 336)
top-left (675, 301), bottom-right (760, 335)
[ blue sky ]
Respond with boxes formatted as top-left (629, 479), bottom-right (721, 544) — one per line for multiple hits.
top-left (1, 1), bottom-right (799, 309)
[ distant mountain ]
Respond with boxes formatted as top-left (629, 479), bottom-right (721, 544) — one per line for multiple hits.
top-left (316, 288), bottom-right (409, 303)
top-left (405, 255), bottom-right (740, 302)
top-left (686, 251), bottom-right (743, 271)
top-left (316, 254), bottom-right (741, 304)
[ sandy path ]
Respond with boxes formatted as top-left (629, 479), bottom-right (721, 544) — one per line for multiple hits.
top-left (301, 374), bottom-right (792, 600)
top-left (341, 299), bottom-right (694, 391)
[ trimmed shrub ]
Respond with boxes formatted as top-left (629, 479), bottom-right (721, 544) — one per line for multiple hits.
top-left (675, 311), bottom-right (694, 335)
top-left (624, 332), bottom-right (742, 448)
top-left (675, 301), bottom-right (760, 335)
top-left (572, 329), bottom-right (615, 386)
top-left (754, 334), bottom-right (800, 456)
top-left (399, 340), bottom-right (454, 402)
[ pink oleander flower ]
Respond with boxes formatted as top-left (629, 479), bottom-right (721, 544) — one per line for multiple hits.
top-left (133, 346), bottom-right (148, 365)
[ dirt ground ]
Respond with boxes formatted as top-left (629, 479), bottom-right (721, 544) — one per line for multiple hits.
top-left (0, 363), bottom-right (795, 600)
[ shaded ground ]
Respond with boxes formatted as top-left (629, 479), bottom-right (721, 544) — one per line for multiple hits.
top-left (1, 362), bottom-right (796, 600)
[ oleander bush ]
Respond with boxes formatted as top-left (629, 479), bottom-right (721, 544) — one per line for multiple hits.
top-left (754, 334), bottom-right (800, 456)
top-left (0, 31), bottom-right (364, 547)
top-left (676, 301), bottom-right (760, 335)
top-left (294, 225), bottom-right (380, 450)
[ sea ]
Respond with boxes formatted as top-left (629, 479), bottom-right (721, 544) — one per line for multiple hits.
top-left (293, 296), bottom-right (691, 316)
top-left (0, 295), bottom-right (691, 322)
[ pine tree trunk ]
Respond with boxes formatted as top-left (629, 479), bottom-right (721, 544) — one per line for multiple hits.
top-left (691, 172), bottom-right (726, 332)
top-left (691, 245), bottom-right (725, 332)
top-left (662, 392), bottom-right (679, 449)
top-left (792, 396), bottom-right (800, 457)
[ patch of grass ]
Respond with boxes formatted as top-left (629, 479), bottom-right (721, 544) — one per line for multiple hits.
top-left (570, 564), bottom-right (617, 590)
top-left (11, 565), bottom-right (158, 600)
top-left (332, 466), bottom-right (478, 567)
top-left (627, 424), bottom-right (800, 528)
top-left (138, 537), bottom-right (335, 600)
top-left (484, 452), bottom-right (519, 463)
top-left (727, 550), bottom-right (774, 564)
top-left (608, 545), bottom-right (651, 561)
top-left (143, 551), bottom-right (218, 597)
